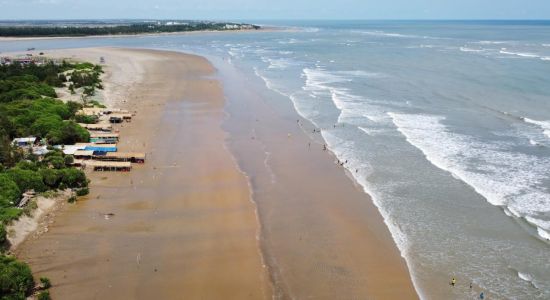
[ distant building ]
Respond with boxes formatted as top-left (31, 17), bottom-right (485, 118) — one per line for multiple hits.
top-left (12, 137), bottom-right (37, 147)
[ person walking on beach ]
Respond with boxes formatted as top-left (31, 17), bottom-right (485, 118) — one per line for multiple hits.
top-left (480, 292), bottom-right (484, 299)
top-left (451, 278), bottom-right (456, 287)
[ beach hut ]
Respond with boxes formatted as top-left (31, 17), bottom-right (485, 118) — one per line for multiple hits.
top-left (12, 137), bottom-right (37, 147)
top-left (90, 133), bottom-right (119, 144)
top-left (109, 116), bottom-right (123, 123)
top-left (84, 144), bottom-right (118, 153)
top-left (86, 161), bottom-right (131, 172)
top-left (79, 123), bottom-right (113, 132)
top-left (73, 150), bottom-right (94, 159)
top-left (97, 152), bottom-right (146, 163)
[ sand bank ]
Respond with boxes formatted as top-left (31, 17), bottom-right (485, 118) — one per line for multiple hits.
top-left (15, 48), bottom-right (271, 299)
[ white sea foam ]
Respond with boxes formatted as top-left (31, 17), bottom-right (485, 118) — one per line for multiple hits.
top-left (476, 40), bottom-right (510, 45)
top-left (388, 112), bottom-right (550, 236)
top-left (518, 272), bottom-right (534, 282)
top-left (499, 49), bottom-right (550, 62)
top-left (353, 30), bottom-right (435, 39)
top-left (335, 70), bottom-right (386, 78)
top-left (266, 57), bottom-right (295, 70)
top-left (523, 118), bottom-right (550, 139)
top-left (542, 44), bottom-right (550, 47)
top-left (460, 47), bottom-right (486, 53)
top-left (537, 227), bottom-right (550, 240)
top-left (253, 67), bottom-right (291, 98)
top-left (302, 67), bottom-right (390, 125)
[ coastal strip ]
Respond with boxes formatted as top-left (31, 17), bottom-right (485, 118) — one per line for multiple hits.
top-left (15, 48), bottom-right (272, 299)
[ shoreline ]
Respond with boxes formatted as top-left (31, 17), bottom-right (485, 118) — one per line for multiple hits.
top-left (214, 54), bottom-right (418, 298)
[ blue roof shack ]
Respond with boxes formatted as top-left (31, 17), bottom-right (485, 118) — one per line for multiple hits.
top-left (84, 145), bottom-right (117, 152)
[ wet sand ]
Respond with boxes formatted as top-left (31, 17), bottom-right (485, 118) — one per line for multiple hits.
top-left (216, 57), bottom-right (418, 299)
top-left (16, 48), bottom-right (271, 299)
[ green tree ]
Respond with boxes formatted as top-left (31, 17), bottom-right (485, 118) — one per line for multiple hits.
top-left (44, 155), bottom-right (65, 170)
top-left (39, 277), bottom-right (51, 289)
top-left (38, 168), bottom-right (61, 188)
top-left (0, 255), bottom-right (35, 299)
top-left (7, 168), bottom-right (46, 193)
top-left (0, 174), bottom-right (20, 208)
top-left (60, 168), bottom-right (87, 188)
top-left (0, 223), bottom-right (6, 246)
top-left (37, 290), bottom-right (51, 300)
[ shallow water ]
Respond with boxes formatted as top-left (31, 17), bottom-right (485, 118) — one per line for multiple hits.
top-left (2, 20), bottom-right (550, 299)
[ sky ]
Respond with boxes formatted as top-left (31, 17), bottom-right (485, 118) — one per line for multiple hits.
top-left (0, 0), bottom-right (549, 20)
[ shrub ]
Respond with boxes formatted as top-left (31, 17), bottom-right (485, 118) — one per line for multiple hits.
top-left (0, 255), bottom-right (35, 299)
top-left (15, 160), bottom-right (39, 171)
top-left (44, 155), bottom-right (65, 170)
top-left (7, 168), bottom-right (46, 194)
top-left (60, 168), bottom-right (87, 189)
top-left (67, 195), bottom-right (77, 203)
top-left (64, 155), bottom-right (74, 166)
top-left (39, 168), bottom-right (61, 188)
top-left (74, 114), bottom-right (98, 124)
top-left (0, 223), bottom-right (6, 246)
top-left (0, 173), bottom-right (21, 208)
top-left (39, 277), bottom-right (51, 289)
top-left (76, 187), bottom-right (89, 196)
top-left (37, 290), bottom-right (51, 300)
top-left (0, 207), bottom-right (22, 224)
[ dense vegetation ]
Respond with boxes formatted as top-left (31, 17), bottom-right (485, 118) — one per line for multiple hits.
top-left (0, 22), bottom-right (260, 37)
top-left (0, 62), bottom-right (92, 227)
top-left (0, 60), bottom-right (97, 300)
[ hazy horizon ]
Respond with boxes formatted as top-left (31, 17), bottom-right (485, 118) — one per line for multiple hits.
top-left (0, 0), bottom-right (549, 20)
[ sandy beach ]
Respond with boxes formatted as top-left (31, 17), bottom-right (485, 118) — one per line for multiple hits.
top-left (15, 48), bottom-right (271, 299)
top-left (12, 47), bottom-right (417, 299)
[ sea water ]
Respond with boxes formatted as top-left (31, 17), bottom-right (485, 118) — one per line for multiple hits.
top-left (2, 20), bottom-right (549, 299)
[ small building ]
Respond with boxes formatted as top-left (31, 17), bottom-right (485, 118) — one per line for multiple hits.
top-left (12, 137), bottom-right (37, 147)
top-left (57, 144), bottom-right (86, 155)
top-left (109, 116), bottom-right (123, 124)
top-left (96, 152), bottom-right (146, 163)
top-left (86, 161), bottom-right (131, 172)
top-left (84, 144), bottom-right (117, 153)
top-left (90, 133), bottom-right (119, 144)
top-left (32, 146), bottom-right (49, 156)
top-left (73, 150), bottom-right (94, 159)
top-left (79, 123), bottom-right (112, 132)
top-left (79, 108), bottom-right (105, 116)
top-left (110, 113), bottom-right (132, 121)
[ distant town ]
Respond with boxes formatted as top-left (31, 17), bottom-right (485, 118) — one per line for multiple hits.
top-left (0, 20), bottom-right (261, 37)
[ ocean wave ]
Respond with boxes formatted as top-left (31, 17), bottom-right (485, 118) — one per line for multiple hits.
top-left (253, 67), bottom-right (291, 98)
top-left (335, 70), bottom-right (386, 78)
top-left (459, 46), bottom-right (487, 53)
top-left (388, 112), bottom-right (550, 239)
top-left (523, 118), bottom-right (550, 139)
top-left (352, 30), bottom-right (442, 40)
top-left (262, 57), bottom-right (296, 70)
top-left (302, 67), bottom-right (390, 125)
top-left (476, 40), bottom-right (511, 45)
top-left (499, 48), bottom-right (550, 62)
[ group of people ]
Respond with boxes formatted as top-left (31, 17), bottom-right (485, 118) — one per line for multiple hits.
top-left (450, 277), bottom-right (484, 299)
